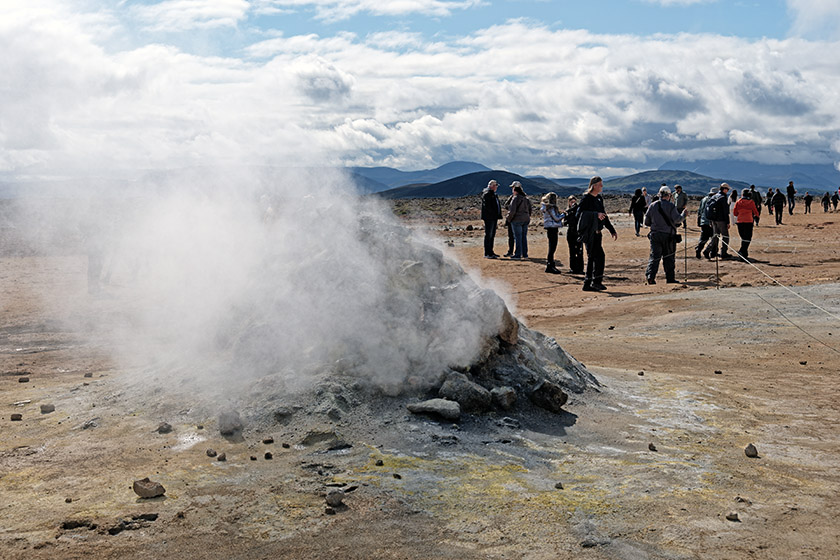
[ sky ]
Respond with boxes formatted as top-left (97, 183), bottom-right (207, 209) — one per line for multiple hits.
top-left (2, 0), bottom-right (840, 180)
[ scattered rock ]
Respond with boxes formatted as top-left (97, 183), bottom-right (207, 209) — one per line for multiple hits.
top-left (714, 370), bottom-right (723, 375)
top-left (262, 437), bottom-right (274, 445)
top-left (18, 376), bottom-right (29, 383)
top-left (554, 482), bottom-right (564, 490)
top-left (744, 443), bottom-right (759, 458)
top-left (725, 511), bottom-right (740, 522)
top-left (735, 496), bottom-right (752, 505)
top-left (375, 459), bottom-right (384, 466)
top-left (65, 498), bottom-right (73, 503)
top-left (61, 519), bottom-right (97, 531)
top-left (217, 453), bottom-right (227, 462)
top-left (637, 371), bottom-right (644, 376)
top-left (528, 380), bottom-right (568, 413)
top-left (40, 404), bottom-right (55, 414)
top-left (648, 443), bottom-right (658, 452)
top-left (156, 422), bottom-right (173, 434)
top-left (265, 452), bottom-right (273, 460)
top-left (496, 416), bottom-right (521, 429)
top-left (81, 418), bottom-right (99, 430)
top-left (438, 372), bottom-right (492, 413)
top-left (608, 326), bottom-right (615, 330)
top-left (282, 443), bottom-right (290, 449)
top-left (196, 424), bottom-right (204, 430)
top-left (250, 456), bottom-right (257, 461)
top-left (11, 413), bottom-right (22, 421)
top-left (300, 428), bottom-right (340, 447)
top-left (206, 449), bottom-right (217, 458)
top-left (325, 488), bottom-right (345, 507)
top-left (132, 478), bottom-right (166, 499)
top-left (325, 507), bottom-right (336, 515)
top-left (799, 361), bottom-right (807, 365)
top-left (406, 398), bottom-right (461, 421)
top-left (491, 386), bottom-right (517, 411)
top-left (218, 410), bottom-right (243, 435)
top-left (83, 372), bottom-right (93, 378)
top-left (393, 473), bottom-right (402, 479)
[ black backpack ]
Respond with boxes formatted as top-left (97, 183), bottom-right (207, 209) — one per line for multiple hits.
top-left (704, 193), bottom-right (728, 222)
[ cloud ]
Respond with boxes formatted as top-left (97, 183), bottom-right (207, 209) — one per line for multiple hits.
top-left (643, 0), bottom-right (715, 5)
top-left (255, 0), bottom-right (483, 22)
top-left (132, 0), bottom-right (250, 32)
top-left (787, 0), bottom-right (840, 39)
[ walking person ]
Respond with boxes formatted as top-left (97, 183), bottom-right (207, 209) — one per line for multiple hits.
top-left (822, 192), bottom-right (831, 212)
top-left (749, 184), bottom-right (762, 225)
top-left (833, 191), bottom-right (840, 212)
top-left (644, 185), bottom-right (687, 284)
top-left (564, 195), bottom-right (584, 274)
top-left (804, 192), bottom-right (813, 214)
top-left (696, 186), bottom-right (717, 259)
top-left (705, 183), bottom-right (733, 259)
top-left (629, 188), bottom-right (647, 237)
top-left (577, 176), bottom-right (617, 291)
top-left (540, 192), bottom-right (563, 274)
top-left (733, 189), bottom-right (760, 260)
top-left (766, 188), bottom-right (775, 216)
top-left (786, 181), bottom-right (797, 215)
top-left (772, 188), bottom-right (786, 224)
top-left (506, 182), bottom-right (531, 260)
top-left (481, 179), bottom-right (502, 258)
top-left (642, 187), bottom-right (651, 207)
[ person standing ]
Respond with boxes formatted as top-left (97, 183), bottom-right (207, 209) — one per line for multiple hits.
top-left (563, 195), bottom-right (584, 274)
top-left (729, 187), bottom-right (738, 222)
top-left (481, 180), bottom-right (502, 258)
top-left (644, 185), bottom-right (687, 284)
top-left (822, 192), bottom-right (831, 212)
top-left (540, 192), bottom-right (563, 274)
top-left (749, 184), bottom-right (762, 225)
top-left (642, 187), bottom-right (651, 207)
top-left (772, 188), bottom-right (786, 224)
top-left (733, 189), bottom-right (760, 260)
top-left (705, 183), bottom-right (732, 259)
top-left (696, 186), bottom-right (717, 259)
top-left (786, 181), bottom-right (797, 215)
top-left (833, 191), bottom-right (840, 212)
top-left (502, 186), bottom-right (516, 257)
top-left (766, 187), bottom-right (775, 216)
top-left (506, 182), bottom-right (532, 260)
top-left (577, 176), bottom-right (617, 291)
top-left (628, 188), bottom-right (647, 237)
top-left (804, 192), bottom-right (813, 214)
top-left (673, 184), bottom-right (688, 213)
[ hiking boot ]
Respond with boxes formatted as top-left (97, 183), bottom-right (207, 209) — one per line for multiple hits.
top-left (545, 265), bottom-right (561, 274)
top-left (582, 284), bottom-right (598, 292)
top-left (645, 277), bottom-right (656, 285)
top-left (592, 283), bottom-right (607, 291)
top-left (695, 248), bottom-right (702, 259)
top-left (666, 279), bottom-right (680, 284)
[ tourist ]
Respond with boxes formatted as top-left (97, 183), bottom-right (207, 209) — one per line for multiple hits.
top-left (696, 186), bottom-right (717, 259)
top-left (786, 181), bottom-right (797, 215)
top-left (804, 192), bottom-right (813, 214)
top-left (766, 187), bottom-right (775, 216)
top-left (481, 180), bottom-right (502, 258)
top-left (822, 192), bottom-right (831, 212)
top-left (563, 195), bottom-right (584, 274)
top-left (642, 186), bottom-right (651, 207)
top-left (577, 176), bottom-right (617, 291)
top-left (628, 188), bottom-right (647, 237)
top-left (833, 191), bottom-right (840, 212)
top-left (644, 185), bottom-right (687, 285)
top-left (733, 189), bottom-right (760, 260)
top-left (540, 192), bottom-right (563, 274)
top-left (705, 183), bottom-right (732, 259)
top-left (506, 182), bottom-right (532, 260)
top-left (772, 188), bottom-right (786, 224)
top-left (502, 187), bottom-right (515, 257)
top-left (673, 184), bottom-right (688, 213)
top-left (749, 184), bottom-right (762, 224)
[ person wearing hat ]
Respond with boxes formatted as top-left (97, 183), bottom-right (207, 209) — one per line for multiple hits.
top-left (577, 176), bottom-right (617, 291)
top-left (733, 188), bottom-right (760, 260)
top-left (673, 184), bottom-right (687, 213)
top-left (643, 185), bottom-right (687, 284)
top-left (481, 179), bottom-right (502, 258)
top-left (506, 181), bottom-right (532, 259)
top-left (696, 185), bottom-right (717, 259)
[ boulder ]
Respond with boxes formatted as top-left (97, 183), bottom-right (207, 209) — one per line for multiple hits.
top-left (406, 399), bottom-right (461, 421)
top-left (491, 386), bottom-right (517, 411)
top-left (529, 380), bottom-right (568, 413)
top-left (132, 478), bottom-right (166, 499)
top-left (438, 372), bottom-right (491, 413)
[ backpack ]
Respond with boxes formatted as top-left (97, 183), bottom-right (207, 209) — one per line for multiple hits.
top-left (704, 193), bottom-right (728, 222)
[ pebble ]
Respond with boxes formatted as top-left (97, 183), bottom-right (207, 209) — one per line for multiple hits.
top-left (637, 371), bottom-right (644, 376)
top-left (83, 372), bottom-right (93, 378)
top-left (11, 413), bottom-right (23, 421)
top-left (250, 456), bottom-right (257, 461)
top-left (157, 422), bottom-right (173, 434)
top-left (714, 370), bottom-right (723, 375)
top-left (554, 482), bottom-right (564, 490)
top-left (325, 488), bottom-right (345, 507)
top-left (393, 473), bottom-right (402, 480)
top-left (206, 449), bottom-right (217, 457)
top-left (132, 478), bottom-right (166, 499)
top-left (725, 511), bottom-right (740, 522)
top-left (799, 361), bottom-right (807, 365)
top-left (264, 452), bottom-right (273, 460)
top-left (217, 453), bottom-right (226, 462)
top-left (744, 443), bottom-right (759, 458)
top-left (282, 443), bottom-right (290, 449)
top-left (40, 404), bottom-right (56, 414)
top-left (325, 507), bottom-right (336, 515)
top-left (18, 377), bottom-right (30, 383)
top-left (263, 437), bottom-right (274, 445)
top-left (648, 443), bottom-right (658, 452)
top-left (65, 498), bottom-right (73, 503)
top-left (375, 459), bottom-right (384, 466)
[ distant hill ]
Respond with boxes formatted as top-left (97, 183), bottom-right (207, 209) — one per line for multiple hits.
top-left (603, 170), bottom-right (752, 196)
top-left (350, 161), bottom-right (491, 191)
top-left (659, 159), bottom-right (840, 192)
top-left (377, 171), bottom-right (580, 199)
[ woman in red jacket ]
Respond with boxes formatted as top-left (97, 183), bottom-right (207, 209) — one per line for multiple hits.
top-left (733, 189), bottom-right (760, 260)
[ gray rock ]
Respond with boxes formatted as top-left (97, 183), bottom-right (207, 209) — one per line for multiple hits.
top-left (132, 478), bottom-right (166, 499)
top-left (325, 488), bottom-right (345, 507)
top-left (496, 416), bottom-right (521, 429)
top-left (648, 443), bottom-right (658, 452)
top-left (157, 422), bottom-right (173, 434)
top-left (18, 377), bottom-right (30, 383)
top-left (528, 380), bottom-right (568, 413)
top-left (218, 410), bottom-right (243, 435)
top-left (725, 511), bottom-right (740, 522)
top-left (407, 399), bottom-right (461, 421)
top-left (491, 386), bottom-right (517, 411)
top-left (206, 449), bottom-right (217, 457)
top-left (744, 443), bottom-right (759, 458)
top-left (438, 372), bottom-right (491, 413)
top-left (217, 453), bottom-right (226, 462)
top-left (11, 413), bottom-right (22, 421)
top-left (40, 404), bottom-right (56, 414)
top-left (499, 308), bottom-right (519, 346)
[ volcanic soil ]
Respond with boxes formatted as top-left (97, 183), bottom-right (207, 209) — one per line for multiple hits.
top-left (2, 196), bottom-right (840, 559)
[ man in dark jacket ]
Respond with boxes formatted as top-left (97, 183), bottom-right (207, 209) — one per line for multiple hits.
top-left (749, 184), bottom-right (762, 224)
top-left (786, 181), bottom-right (796, 215)
top-left (644, 186), bottom-right (687, 284)
top-left (578, 176), bottom-right (617, 291)
top-left (772, 188), bottom-right (786, 224)
top-left (481, 179), bottom-right (502, 258)
top-left (705, 183), bottom-right (732, 259)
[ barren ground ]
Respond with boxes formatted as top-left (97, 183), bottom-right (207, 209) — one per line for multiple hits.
top-left (2, 196), bottom-right (840, 559)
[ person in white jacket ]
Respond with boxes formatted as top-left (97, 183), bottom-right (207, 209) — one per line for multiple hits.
top-left (540, 192), bottom-right (564, 274)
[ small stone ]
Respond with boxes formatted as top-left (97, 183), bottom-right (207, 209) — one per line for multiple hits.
top-left (11, 413), bottom-right (23, 421)
top-left (132, 478), bottom-right (166, 499)
top-left (250, 456), bottom-right (257, 461)
top-left (491, 387), bottom-right (517, 411)
top-left (735, 496), bottom-right (752, 505)
top-left (799, 361), bottom-right (807, 365)
top-left (18, 377), bottom-right (30, 383)
top-left (40, 404), bottom-right (56, 414)
top-left (157, 422), bottom-right (173, 434)
top-left (714, 370), bottom-right (723, 375)
top-left (65, 498), bottom-right (72, 503)
top-left (554, 482), bottom-right (564, 490)
top-left (406, 398), bottom-right (461, 421)
top-left (196, 424), bottom-right (204, 430)
top-left (744, 443), bottom-right (759, 458)
top-left (83, 372), bottom-right (93, 378)
top-left (725, 511), bottom-right (740, 522)
top-left (217, 453), bottom-right (226, 462)
top-left (608, 326), bottom-right (615, 330)
top-left (648, 443), bottom-right (658, 452)
top-left (637, 371), bottom-right (644, 376)
top-left (393, 473), bottom-right (402, 480)
top-left (325, 488), bottom-right (345, 507)
top-left (375, 459), bottom-right (384, 466)
top-left (264, 452), bottom-right (273, 460)
top-left (262, 437), bottom-right (274, 445)
top-left (206, 449), bottom-right (217, 457)
top-left (282, 443), bottom-right (290, 449)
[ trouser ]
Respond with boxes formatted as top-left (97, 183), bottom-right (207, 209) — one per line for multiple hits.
top-left (646, 231), bottom-right (676, 282)
top-left (788, 195), bottom-right (795, 214)
top-left (824, 202), bottom-right (830, 212)
top-left (736, 222), bottom-right (754, 258)
top-left (506, 223), bottom-right (515, 254)
top-left (805, 202), bottom-right (811, 214)
top-left (708, 221), bottom-right (729, 257)
top-left (633, 212), bottom-right (644, 235)
top-left (511, 221), bottom-right (528, 258)
top-left (774, 205), bottom-right (784, 224)
top-left (546, 228), bottom-right (559, 267)
top-left (767, 203), bottom-right (773, 215)
top-left (583, 232), bottom-right (605, 285)
top-left (696, 224), bottom-right (713, 254)
top-left (567, 231), bottom-right (584, 273)
top-left (483, 219), bottom-right (498, 256)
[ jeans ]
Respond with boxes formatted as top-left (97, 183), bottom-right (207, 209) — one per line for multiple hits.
top-left (511, 221), bottom-right (529, 258)
top-left (646, 231), bottom-right (676, 281)
top-left (483, 219), bottom-right (498, 256)
top-left (788, 195), bottom-right (795, 215)
top-left (506, 223), bottom-right (515, 254)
